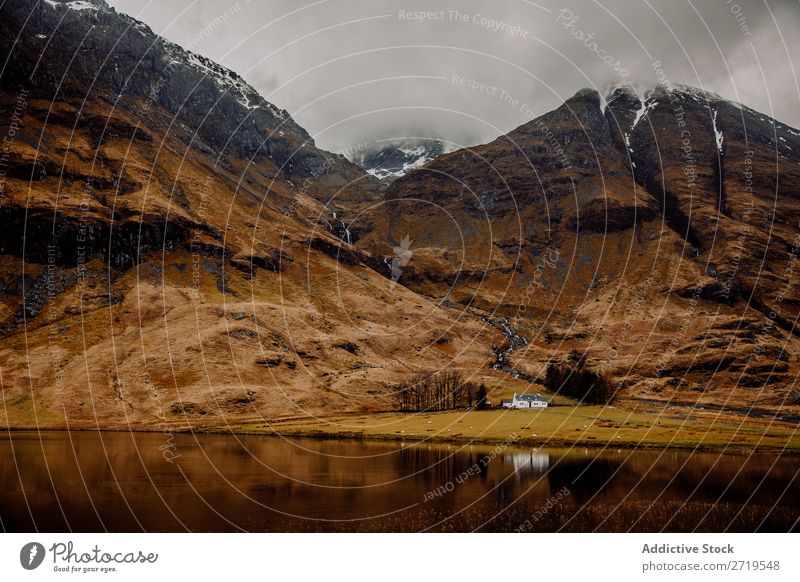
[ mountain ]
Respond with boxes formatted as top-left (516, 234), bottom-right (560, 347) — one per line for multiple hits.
top-left (357, 88), bottom-right (659, 307)
top-left (0, 0), bottom-right (499, 428)
top-left (1, 0), bottom-right (799, 429)
top-left (348, 139), bottom-right (452, 182)
top-left (355, 84), bottom-right (800, 416)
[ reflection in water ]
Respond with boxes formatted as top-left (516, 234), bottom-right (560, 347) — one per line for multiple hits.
top-left (0, 432), bottom-right (797, 532)
top-left (510, 451), bottom-right (550, 474)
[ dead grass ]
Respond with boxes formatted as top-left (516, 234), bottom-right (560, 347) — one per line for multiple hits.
top-left (230, 402), bottom-right (800, 453)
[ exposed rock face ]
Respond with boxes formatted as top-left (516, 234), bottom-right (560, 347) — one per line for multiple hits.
top-left (607, 84), bottom-right (800, 323)
top-left (0, 0), bottom-right (379, 202)
top-left (604, 84), bottom-right (645, 166)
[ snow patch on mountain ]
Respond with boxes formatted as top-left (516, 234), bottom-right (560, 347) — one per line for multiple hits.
top-left (45, 0), bottom-right (100, 11)
top-left (711, 109), bottom-right (724, 153)
top-left (668, 83), bottom-right (725, 104)
top-left (347, 139), bottom-right (455, 181)
top-left (626, 99), bottom-right (657, 149)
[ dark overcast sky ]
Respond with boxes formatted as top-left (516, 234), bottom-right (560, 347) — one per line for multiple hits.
top-left (108, 0), bottom-right (800, 152)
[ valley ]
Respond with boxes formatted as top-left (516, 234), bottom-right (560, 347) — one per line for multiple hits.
top-left (1, 0), bottom-right (799, 446)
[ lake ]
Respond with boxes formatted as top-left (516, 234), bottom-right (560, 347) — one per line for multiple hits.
top-left (0, 431), bottom-right (797, 532)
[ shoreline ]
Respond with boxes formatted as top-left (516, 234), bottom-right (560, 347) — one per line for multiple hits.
top-left (4, 402), bottom-right (799, 455)
top-left (194, 425), bottom-right (800, 455)
top-left (4, 423), bottom-right (797, 456)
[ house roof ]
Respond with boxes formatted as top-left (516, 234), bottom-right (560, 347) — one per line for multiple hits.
top-left (514, 394), bottom-right (547, 402)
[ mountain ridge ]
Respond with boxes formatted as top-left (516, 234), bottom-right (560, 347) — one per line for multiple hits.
top-left (354, 82), bottom-right (800, 414)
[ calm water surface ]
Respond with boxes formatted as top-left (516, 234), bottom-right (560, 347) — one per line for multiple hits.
top-left (0, 431), bottom-right (797, 532)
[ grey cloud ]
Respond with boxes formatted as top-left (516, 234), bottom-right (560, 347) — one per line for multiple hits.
top-left (109, 0), bottom-right (800, 152)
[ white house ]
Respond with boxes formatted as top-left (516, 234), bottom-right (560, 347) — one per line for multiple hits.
top-left (502, 393), bottom-right (549, 409)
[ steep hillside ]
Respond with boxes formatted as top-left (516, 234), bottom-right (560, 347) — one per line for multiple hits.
top-left (357, 88), bottom-right (668, 311)
top-left (1, 0), bottom-right (798, 429)
top-left (0, 0), bottom-right (380, 206)
top-left (607, 83), bottom-right (800, 323)
top-left (0, 0), bottom-right (501, 429)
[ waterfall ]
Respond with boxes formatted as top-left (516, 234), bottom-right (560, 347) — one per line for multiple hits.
top-left (329, 213), bottom-right (353, 245)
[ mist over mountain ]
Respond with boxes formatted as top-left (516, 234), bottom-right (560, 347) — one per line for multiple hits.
top-left (346, 139), bottom-right (454, 182)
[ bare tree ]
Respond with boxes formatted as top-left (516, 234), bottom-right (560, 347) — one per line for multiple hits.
top-left (392, 381), bottom-right (417, 411)
top-left (476, 384), bottom-right (488, 409)
top-left (409, 373), bottom-right (433, 411)
top-left (464, 382), bottom-right (476, 408)
top-left (447, 371), bottom-right (465, 409)
top-left (390, 381), bottom-right (407, 411)
top-left (393, 371), bottom-right (468, 411)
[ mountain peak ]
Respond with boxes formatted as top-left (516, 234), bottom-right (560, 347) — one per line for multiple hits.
top-left (606, 83), bottom-right (642, 106)
top-left (42, 0), bottom-right (109, 11)
top-left (645, 82), bottom-right (725, 106)
top-left (348, 139), bottom-right (453, 182)
top-left (566, 87), bottom-right (602, 108)
top-left (3, 0), bottom-right (345, 182)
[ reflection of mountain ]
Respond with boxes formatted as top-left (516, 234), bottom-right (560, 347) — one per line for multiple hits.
top-left (545, 454), bottom-right (624, 502)
top-left (2, 433), bottom-right (798, 532)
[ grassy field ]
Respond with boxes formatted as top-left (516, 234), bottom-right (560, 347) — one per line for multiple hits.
top-left (226, 397), bottom-right (800, 452)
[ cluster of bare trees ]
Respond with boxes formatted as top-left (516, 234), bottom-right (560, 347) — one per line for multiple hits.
top-left (392, 371), bottom-right (489, 412)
